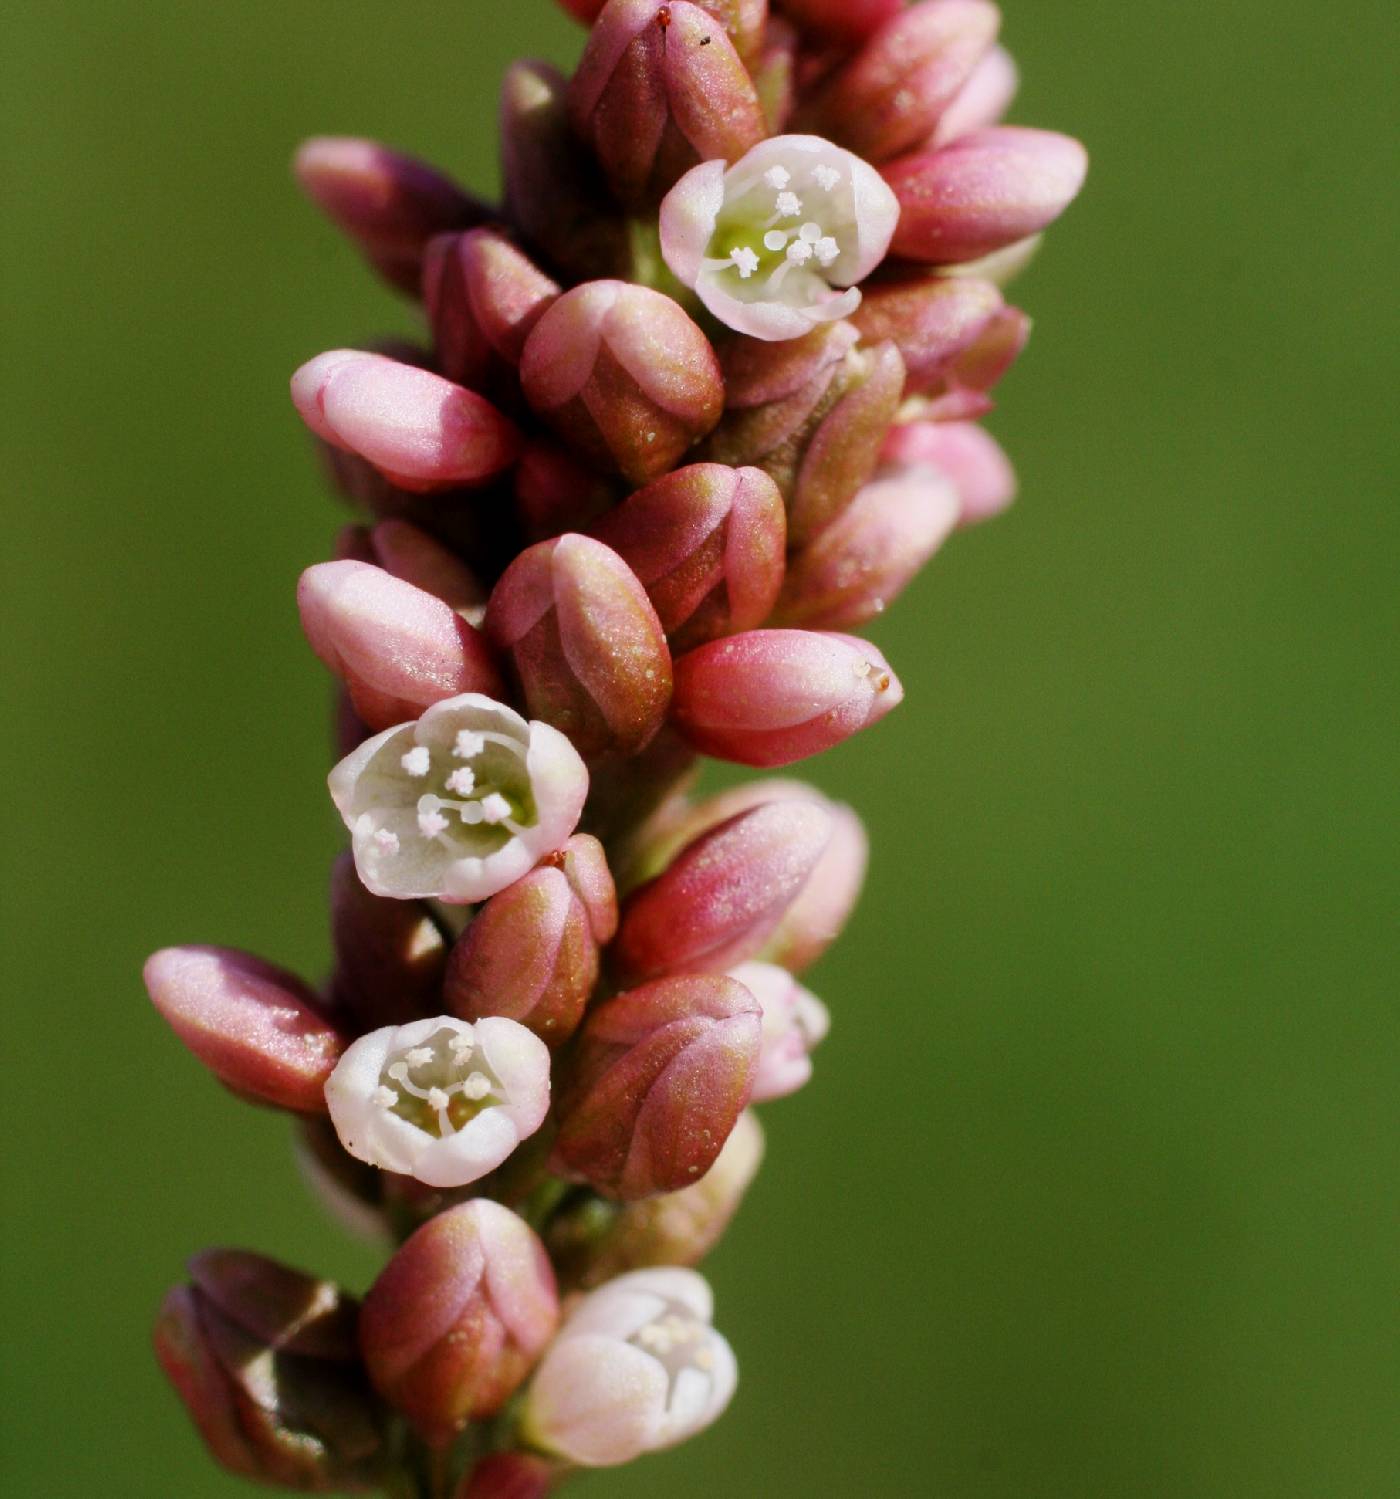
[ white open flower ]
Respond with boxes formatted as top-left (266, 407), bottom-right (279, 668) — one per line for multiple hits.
top-left (659, 134), bottom-right (900, 342)
top-left (324, 1015), bottom-right (550, 1188)
top-left (523, 1267), bottom-right (736, 1468)
top-left (328, 692), bottom-right (588, 903)
top-left (727, 960), bottom-right (831, 1102)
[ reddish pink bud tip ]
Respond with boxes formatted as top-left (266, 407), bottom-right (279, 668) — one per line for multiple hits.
top-left (671, 628), bottom-right (904, 766)
top-left (880, 419), bottom-right (1017, 525)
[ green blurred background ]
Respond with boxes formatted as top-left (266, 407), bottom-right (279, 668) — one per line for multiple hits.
top-left (4, 1), bottom-right (1396, 1494)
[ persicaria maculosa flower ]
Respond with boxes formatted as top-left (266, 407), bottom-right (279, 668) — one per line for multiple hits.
top-left (659, 134), bottom-right (900, 341)
top-left (728, 960), bottom-right (830, 1102)
top-left (522, 1268), bottom-right (737, 1467)
top-left (324, 1015), bottom-right (550, 1188)
top-left (328, 692), bottom-right (588, 904)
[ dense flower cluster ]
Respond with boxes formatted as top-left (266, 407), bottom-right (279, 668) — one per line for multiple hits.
top-left (147, 1), bottom-right (1084, 1493)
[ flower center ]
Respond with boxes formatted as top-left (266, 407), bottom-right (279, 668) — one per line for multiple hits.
top-left (707, 163), bottom-right (847, 301)
top-left (628, 1299), bottom-right (717, 1407)
top-left (371, 1025), bottom-right (506, 1137)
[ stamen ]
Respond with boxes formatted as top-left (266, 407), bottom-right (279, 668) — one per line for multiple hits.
top-left (798, 222), bottom-right (822, 243)
top-left (370, 1085), bottom-right (398, 1109)
top-left (401, 746), bottom-right (431, 776)
top-left (403, 1047), bottom-right (434, 1068)
top-left (450, 1030), bottom-right (475, 1054)
top-left (462, 1072), bottom-right (492, 1101)
top-left (729, 246), bottom-right (760, 279)
top-left (453, 730), bottom-right (486, 759)
top-left (785, 239), bottom-right (814, 265)
top-left (763, 165), bottom-right (791, 190)
top-left (425, 1087), bottom-right (450, 1111)
top-left (445, 767), bottom-right (477, 796)
top-left (815, 236), bottom-right (840, 267)
top-left (418, 806), bottom-right (449, 838)
top-left (811, 165), bottom-right (841, 192)
top-left (774, 190), bottom-right (802, 218)
top-left (372, 828), bottom-right (401, 855)
top-left (763, 229), bottom-right (789, 251)
top-left (480, 792), bottom-right (512, 825)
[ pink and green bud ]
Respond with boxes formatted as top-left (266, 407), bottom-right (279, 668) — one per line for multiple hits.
top-left (144, 946), bottom-right (345, 1114)
top-left (659, 134), bottom-right (900, 341)
top-left (325, 1015), bottom-right (551, 1188)
top-left (727, 961), bottom-right (829, 1100)
top-left (569, 1), bottom-right (766, 206)
top-left (547, 1109), bottom-right (764, 1287)
top-left (671, 628), bottom-right (903, 766)
top-left (457, 1452), bottom-right (558, 1499)
top-left (614, 797), bottom-right (835, 978)
top-left (298, 560), bottom-right (504, 730)
top-left (772, 0), bottom-right (903, 44)
top-left (364, 519), bottom-right (489, 623)
top-left (772, 461), bottom-right (959, 626)
top-left (153, 1254), bottom-right (382, 1490)
top-left (293, 136), bottom-right (488, 296)
top-left (556, 0), bottom-right (765, 59)
top-left (328, 692), bottom-right (589, 905)
top-left (800, 0), bottom-right (1001, 163)
top-left (551, 975), bottom-right (760, 1198)
top-left (884, 126), bottom-right (1089, 264)
top-left (929, 43), bottom-right (1018, 145)
top-left (328, 851), bottom-right (448, 1030)
top-left (444, 834), bottom-right (617, 1047)
top-left (522, 1268), bottom-right (737, 1466)
top-left (291, 350), bottom-right (520, 491)
top-left (880, 417), bottom-right (1017, 525)
top-left (422, 229), bottom-right (560, 393)
top-left (589, 463), bottom-right (786, 650)
top-left (485, 534), bottom-right (673, 759)
top-left (359, 1200), bottom-right (559, 1446)
top-left (514, 439), bottom-right (620, 544)
top-left (519, 281), bottom-right (723, 484)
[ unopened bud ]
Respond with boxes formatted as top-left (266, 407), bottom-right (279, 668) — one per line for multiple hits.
top-left (800, 0), bottom-right (1001, 163)
top-left (444, 835), bottom-right (617, 1047)
top-left (298, 560), bottom-right (503, 730)
top-left (359, 1200), bottom-right (559, 1446)
top-left (929, 43), bottom-right (1018, 145)
top-left (590, 463), bottom-right (786, 650)
top-left (551, 975), bottom-right (760, 1198)
top-left (556, 0), bottom-right (765, 59)
top-left (291, 350), bottom-right (520, 491)
top-left (773, 462), bottom-right (959, 627)
top-left (728, 961), bottom-right (829, 1100)
top-left (884, 126), bottom-right (1088, 264)
top-left (671, 628), bottom-right (903, 765)
top-left (880, 417), bottom-right (1017, 525)
top-left (423, 229), bottom-right (560, 393)
top-left (486, 534), bottom-right (673, 758)
top-left (293, 136), bottom-right (488, 295)
top-left (519, 281), bottom-right (723, 484)
top-left (773, 0), bottom-right (903, 44)
top-left (614, 798), bottom-right (834, 979)
top-left (569, 1), bottom-right (765, 206)
top-left (153, 1254), bottom-right (382, 1490)
top-left (144, 946), bottom-right (345, 1114)
top-left (366, 519), bottom-right (489, 623)
top-left (456, 1452), bottom-right (558, 1499)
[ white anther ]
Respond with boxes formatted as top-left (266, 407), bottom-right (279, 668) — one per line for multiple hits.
top-left (763, 166), bottom-right (791, 190)
top-left (786, 239), bottom-right (814, 265)
top-left (811, 165), bottom-right (840, 192)
top-left (401, 746), bottom-right (431, 776)
top-left (403, 1047), bottom-right (434, 1068)
top-left (462, 1072), bottom-right (492, 1101)
top-left (480, 792), bottom-right (512, 825)
top-left (730, 246), bottom-right (760, 279)
top-left (426, 1087), bottom-right (450, 1111)
top-left (798, 222), bottom-right (822, 242)
top-left (774, 190), bottom-right (802, 218)
top-left (445, 767), bottom-right (477, 796)
top-left (815, 236), bottom-right (840, 266)
top-left (418, 808), bottom-right (449, 838)
top-left (453, 730), bottom-right (486, 759)
top-left (450, 1029), bottom-right (475, 1053)
top-left (763, 229), bottom-right (789, 251)
top-left (370, 1086), bottom-right (398, 1109)
top-left (372, 828), bottom-right (401, 855)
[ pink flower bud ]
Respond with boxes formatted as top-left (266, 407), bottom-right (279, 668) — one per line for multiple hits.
top-left (519, 281), bottom-right (723, 484)
top-left (522, 1268), bottom-right (737, 1465)
top-left (671, 628), bottom-right (903, 766)
top-left (298, 560), bottom-right (504, 730)
top-left (569, 1), bottom-right (766, 206)
top-left (884, 126), bottom-right (1088, 264)
top-left (359, 1200), bottom-right (559, 1446)
top-left (293, 135), bottom-right (488, 295)
top-left (325, 1015), bottom-right (551, 1188)
top-left (929, 43), bottom-right (1019, 145)
top-left (456, 1452), bottom-right (557, 1499)
top-left (800, 0), bottom-right (1001, 163)
top-left (772, 461), bottom-right (959, 627)
top-left (153, 1256), bottom-right (382, 1490)
top-left (589, 463), bottom-right (786, 650)
top-left (880, 417), bottom-right (1017, 525)
top-left (144, 946), bottom-right (345, 1114)
top-left (291, 350), bottom-right (520, 491)
top-left (773, 0), bottom-right (903, 44)
top-left (422, 229), bottom-right (560, 393)
top-left (514, 440), bottom-right (620, 544)
top-left (659, 135), bottom-right (900, 341)
top-left (366, 519), bottom-right (489, 622)
top-left (328, 693), bottom-right (589, 905)
top-left (547, 1109), bottom-right (764, 1287)
top-left (551, 975), bottom-right (760, 1198)
top-left (328, 851), bottom-right (448, 1030)
top-left (727, 961), bottom-right (829, 1100)
top-left (485, 534), bottom-right (673, 758)
top-left (614, 798), bottom-right (835, 979)
top-left (444, 835), bottom-right (617, 1047)
top-left (556, 0), bottom-right (765, 60)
